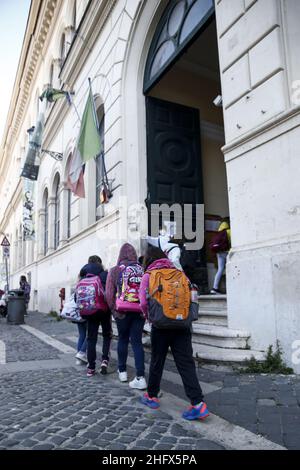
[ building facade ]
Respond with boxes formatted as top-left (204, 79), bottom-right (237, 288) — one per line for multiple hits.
top-left (0, 0), bottom-right (299, 371)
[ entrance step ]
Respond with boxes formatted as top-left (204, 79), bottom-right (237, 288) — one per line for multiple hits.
top-left (198, 294), bottom-right (227, 310)
top-left (193, 343), bottom-right (265, 364)
top-left (192, 324), bottom-right (250, 349)
top-left (197, 308), bottom-right (228, 327)
top-left (111, 293), bottom-right (265, 364)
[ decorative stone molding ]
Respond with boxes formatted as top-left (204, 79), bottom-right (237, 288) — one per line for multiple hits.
top-left (0, 0), bottom-right (59, 174)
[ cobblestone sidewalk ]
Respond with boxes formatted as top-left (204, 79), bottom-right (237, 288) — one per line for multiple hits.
top-left (0, 312), bottom-right (299, 450)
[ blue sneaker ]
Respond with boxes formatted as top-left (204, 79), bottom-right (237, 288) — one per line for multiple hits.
top-left (182, 402), bottom-right (210, 421)
top-left (141, 392), bottom-right (160, 409)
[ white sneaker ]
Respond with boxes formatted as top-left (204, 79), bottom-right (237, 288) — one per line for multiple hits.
top-left (75, 351), bottom-right (88, 363)
top-left (142, 336), bottom-right (151, 346)
top-left (129, 376), bottom-right (147, 390)
top-left (118, 371), bottom-right (128, 382)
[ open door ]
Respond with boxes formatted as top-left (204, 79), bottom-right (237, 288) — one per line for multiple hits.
top-left (146, 96), bottom-right (208, 291)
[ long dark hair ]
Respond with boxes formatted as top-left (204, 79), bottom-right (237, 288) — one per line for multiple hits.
top-left (143, 245), bottom-right (167, 270)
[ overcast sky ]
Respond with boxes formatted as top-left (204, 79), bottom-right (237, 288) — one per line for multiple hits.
top-left (0, 0), bottom-right (31, 145)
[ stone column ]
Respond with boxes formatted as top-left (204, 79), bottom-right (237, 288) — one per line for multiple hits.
top-left (52, 58), bottom-right (62, 89)
top-left (48, 197), bottom-right (56, 254)
top-left (37, 208), bottom-right (46, 259)
top-left (65, 25), bottom-right (75, 55)
top-left (58, 184), bottom-right (67, 248)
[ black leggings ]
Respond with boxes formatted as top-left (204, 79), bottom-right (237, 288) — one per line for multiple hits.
top-left (86, 311), bottom-right (112, 370)
top-left (148, 327), bottom-right (204, 406)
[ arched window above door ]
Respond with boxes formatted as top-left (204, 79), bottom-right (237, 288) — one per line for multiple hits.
top-left (144, 0), bottom-right (214, 93)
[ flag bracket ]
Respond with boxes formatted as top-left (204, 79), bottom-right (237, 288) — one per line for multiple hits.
top-left (41, 149), bottom-right (63, 161)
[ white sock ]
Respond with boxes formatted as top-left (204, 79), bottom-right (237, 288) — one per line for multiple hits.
top-left (194, 401), bottom-right (203, 408)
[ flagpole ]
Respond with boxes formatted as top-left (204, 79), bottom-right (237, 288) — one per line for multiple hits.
top-left (67, 92), bottom-right (82, 123)
top-left (88, 78), bottom-right (100, 130)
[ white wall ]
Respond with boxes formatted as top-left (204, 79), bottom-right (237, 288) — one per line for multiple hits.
top-left (216, 0), bottom-right (300, 372)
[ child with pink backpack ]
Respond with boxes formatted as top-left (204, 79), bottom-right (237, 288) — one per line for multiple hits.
top-left (106, 243), bottom-right (146, 390)
top-left (77, 255), bottom-right (112, 377)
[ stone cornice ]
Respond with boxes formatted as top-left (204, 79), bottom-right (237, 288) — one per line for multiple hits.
top-left (0, 0), bottom-right (60, 180)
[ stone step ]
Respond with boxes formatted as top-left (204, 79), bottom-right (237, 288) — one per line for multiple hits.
top-left (197, 315), bottom-right (228, 327)
top-left (197, 306), bottom-right (228, 326)
top-left (198, 295), bottom-right (227, 310)
top-left (192, 324), bottom-right (250, 349)
top-left (198, 307), bottom-right (227, 317)
top-left (112, 321), bottom-right (264, 365)
top-left (192, 343), bottom-right (265, 364)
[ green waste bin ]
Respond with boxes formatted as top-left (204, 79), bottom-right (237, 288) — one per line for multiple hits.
top-left (7, 290), bottom-right (26, 325)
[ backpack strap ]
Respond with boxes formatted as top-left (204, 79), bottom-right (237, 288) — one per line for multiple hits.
top-left (165, 245), bottom-right (178, 255)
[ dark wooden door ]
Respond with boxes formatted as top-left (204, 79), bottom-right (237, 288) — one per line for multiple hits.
top-left (146, 96), bottom-right (207, 290)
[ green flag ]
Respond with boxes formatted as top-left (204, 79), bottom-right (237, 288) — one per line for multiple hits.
top-left (77, 84), bottom-right (102, 162)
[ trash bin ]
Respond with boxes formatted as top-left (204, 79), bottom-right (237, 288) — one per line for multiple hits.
top-left (7, 289), bottom-right (26, 325)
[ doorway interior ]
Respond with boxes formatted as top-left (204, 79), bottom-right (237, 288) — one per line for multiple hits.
top-left (144, 10), bottom-right (229, 292)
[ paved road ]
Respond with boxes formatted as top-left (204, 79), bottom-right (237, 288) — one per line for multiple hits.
top-left (0, 312), bottom-right (299, 450)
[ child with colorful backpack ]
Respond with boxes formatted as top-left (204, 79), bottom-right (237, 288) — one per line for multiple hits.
top-left (106, 243), bottom-right (146, 390)
top-left (77, 256), bottom-right (112, 377)
top-left (139, 245), bottom-right (210, 421)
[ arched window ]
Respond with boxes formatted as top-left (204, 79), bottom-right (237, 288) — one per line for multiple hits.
top-left (43, 189), bottom-right (48, 255)
top-left (60, 33), bottom-right (66, 64)
top-left (54, 175), bottom-right (60, 249)
top-left (144, 0), bottom-right (214, 92)
top-left (95, 104), bottom-right (105, 216)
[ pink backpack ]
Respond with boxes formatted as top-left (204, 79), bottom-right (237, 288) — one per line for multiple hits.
top-left (115, 264), bottom-right (144, 313)
top-left (76, 274), bottom-right (108, 316)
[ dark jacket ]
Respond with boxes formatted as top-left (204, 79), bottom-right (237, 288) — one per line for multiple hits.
top-left (20, 281), bottom-right (31, 303)
top-left (105, 243), bottom-right (139, 319)
top-left (79, 263), bottom-right (108, 289)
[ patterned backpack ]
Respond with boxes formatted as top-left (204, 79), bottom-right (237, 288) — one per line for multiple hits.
top-left (115, 264), bottom-right (144, 313)
top-left (76, 274), bottom-right (108, 316)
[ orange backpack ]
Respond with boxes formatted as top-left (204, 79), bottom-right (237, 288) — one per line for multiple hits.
top-left (148, 269), bottom-right (191, 327)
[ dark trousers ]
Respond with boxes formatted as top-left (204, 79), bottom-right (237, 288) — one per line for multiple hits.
top-left (148, 327), bottom-right (204, 406)
top-left (116, 313), bottom-right (145, 377)
top-left (87, 311), bottom-right (112, 370)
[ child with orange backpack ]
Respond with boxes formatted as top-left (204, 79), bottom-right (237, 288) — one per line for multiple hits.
top-left (139, 245), bottom-right (210, 421)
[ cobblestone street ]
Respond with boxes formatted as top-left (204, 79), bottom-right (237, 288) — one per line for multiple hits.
top-left (0, 312), bottom-right (299, 450)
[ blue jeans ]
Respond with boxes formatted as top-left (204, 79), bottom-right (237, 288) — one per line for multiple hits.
top-left (116, 313), bottom-right (145, 377)
top-left (77, 321), bottom-right (87, 353)
top-left (213, 252), bottom-right (228, 290)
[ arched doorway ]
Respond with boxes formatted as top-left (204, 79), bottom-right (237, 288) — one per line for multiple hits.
top-left (143, 0), bottom-right (229, 292)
